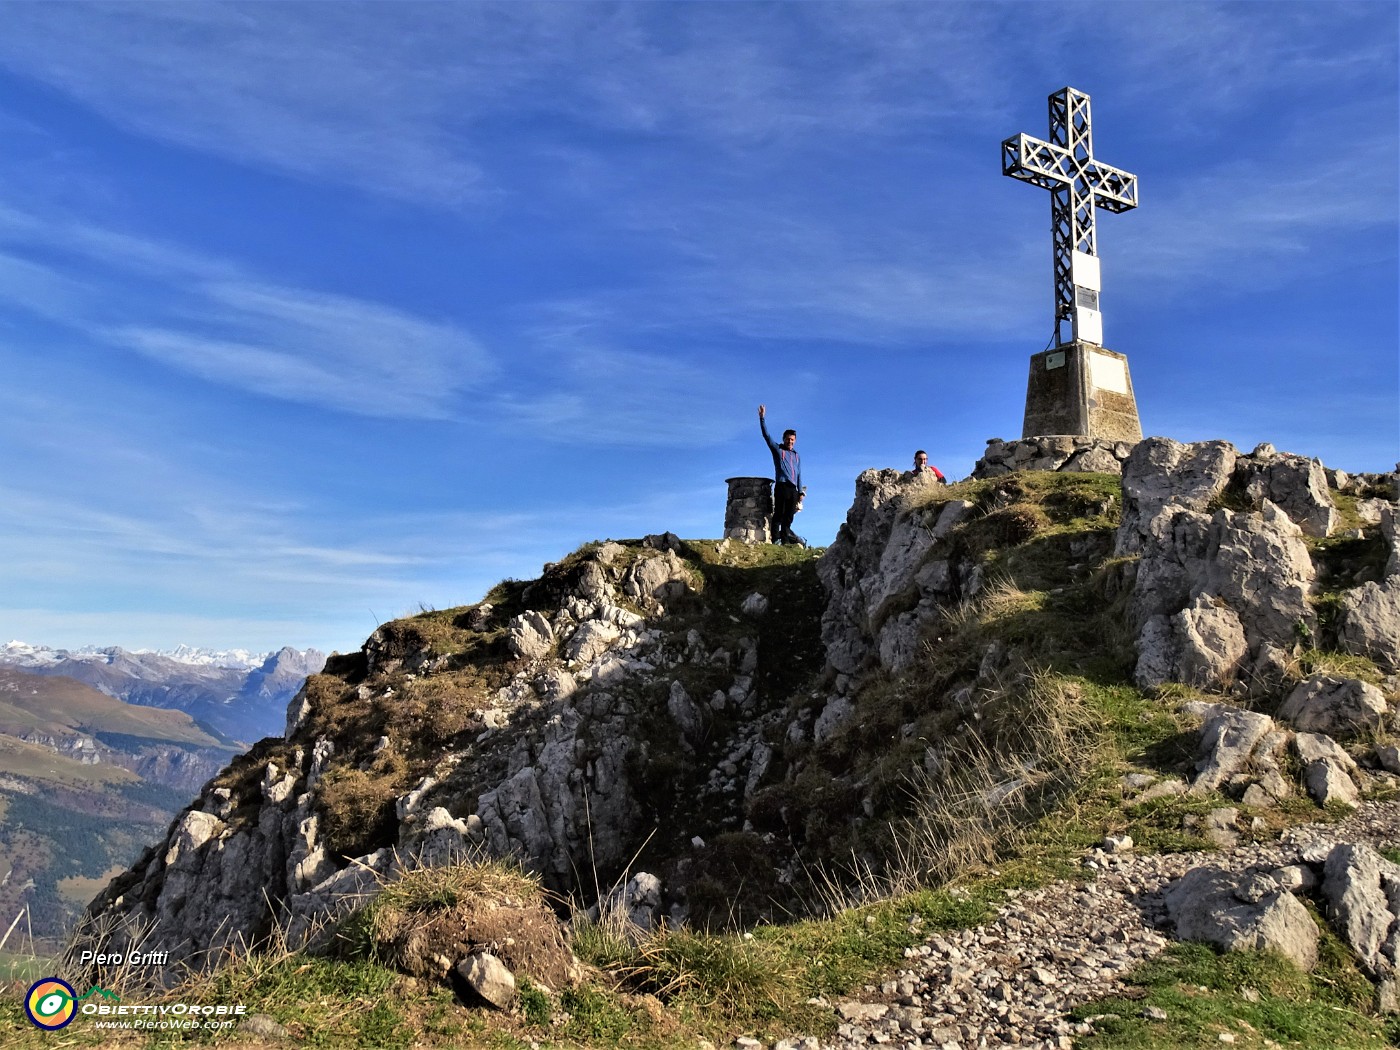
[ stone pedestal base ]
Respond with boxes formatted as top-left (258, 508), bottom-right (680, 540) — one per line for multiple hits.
top-left (1022, 341), bottom-right (1142, 442)
top-left (724, 477), bottom-right (773, 544)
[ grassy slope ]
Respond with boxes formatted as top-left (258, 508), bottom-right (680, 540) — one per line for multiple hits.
top-left (2, 475), bottom-right (1395, 1047)
top-left (0, 669), bottom-right (225, 748)
top-left (0, 674), bottom-right (232, 945)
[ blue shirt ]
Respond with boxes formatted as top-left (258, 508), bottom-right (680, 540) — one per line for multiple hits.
top-left (760, 417), bottom-right (801, 489)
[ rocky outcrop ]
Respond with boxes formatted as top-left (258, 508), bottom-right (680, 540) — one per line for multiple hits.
top-left (1233, 445), bottom-right (1337, 538)
top-left (72, 542), bottom-right (773, 974)
top-left (973, 436), bottom-right (1134, 478)
top-left (1165, 865), bottom-right (1319, 971)
top-left (67, 436), bottom-right (1400, 1012)
top-left (816, 470), bottom-right (979, 684)
top-left (1117, 439), bottom-right (1328, 690)
top-left (1338, 509), bottom-right (1400, 670)
top-left (1277, 675), bottom-right (1390, 739)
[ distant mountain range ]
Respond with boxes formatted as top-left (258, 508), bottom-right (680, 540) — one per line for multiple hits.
top-left (0, 641), bottom-right (326, 745)
top-left (0, 666), bottom-right (248, 942)
top-left (0, 642), bottom-right (326, 944)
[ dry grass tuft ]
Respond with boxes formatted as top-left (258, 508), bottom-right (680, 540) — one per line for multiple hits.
top-left (889, 666), bottom-right (1098, 889)
top-left (337, 856), bottom-right (579, 993)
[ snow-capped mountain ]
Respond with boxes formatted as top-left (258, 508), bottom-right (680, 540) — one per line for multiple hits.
top-left (0, 641), bottom-right (326, 743)
top-left (2, 640), bottom-right (269, 671)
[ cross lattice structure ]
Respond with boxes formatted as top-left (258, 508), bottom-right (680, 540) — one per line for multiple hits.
top-left (1002, 87), bottom-right (1138, 347)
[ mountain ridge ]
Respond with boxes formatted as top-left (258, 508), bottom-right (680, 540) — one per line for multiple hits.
top-left (0, 643), bottom-right (327, 745)
top-left (43, 439), bottom-right (1400, 1046)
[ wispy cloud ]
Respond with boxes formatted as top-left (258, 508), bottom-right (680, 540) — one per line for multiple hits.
top-left (0, 3), bottom-right (1009, 208)
top-left (1118, 130), bottom-right (1398, 296)
top-left (109, 281), bottom-right (492, 419)
top-left (0, 206), bottom-right (493, 417)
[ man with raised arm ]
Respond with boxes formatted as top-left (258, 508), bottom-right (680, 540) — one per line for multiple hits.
top-left (758, 404), bottom-right (804, 546)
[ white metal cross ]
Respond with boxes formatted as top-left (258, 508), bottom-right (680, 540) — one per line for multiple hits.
top-left (1002, 87), bottom-right (1138, 347)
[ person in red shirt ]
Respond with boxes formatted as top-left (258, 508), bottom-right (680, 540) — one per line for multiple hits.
top-left (910, 450), bottom-right (946, 483)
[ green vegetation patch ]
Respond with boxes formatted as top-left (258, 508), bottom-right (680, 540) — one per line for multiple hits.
top-left (1074, 939), bottom-right (1398, 1049)
top-left (202, 953), bottom-right (410, 1049)
top-left (570, 886), bottom-right (992, 1042)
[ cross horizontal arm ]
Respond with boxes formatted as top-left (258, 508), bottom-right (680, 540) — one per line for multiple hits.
top-left (1001, 133), bottom-right (1074, 188)
top-left (1081, 163), bottom-right (1138, 212)
top-left (1001, 133), bottom-right (1139, 212)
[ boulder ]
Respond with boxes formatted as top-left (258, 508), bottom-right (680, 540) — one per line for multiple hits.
top-left (1117, 438), bottom-right (1238, 557)
top-left (400, 807), bottom-right (475, 868)
top-left (1234, 451), bottom-right (1337, 537)
top-left (741, 592), bottom-right (770, 617)
top-left (622, 550), bottom-right (693, 609)
top-left (1337, 580), bottom-right (1400, 672)
top-left (1278, 676), bottom-right (1389, 739)
top-left (1135, 596), bottom-right (1247, 690)
top-left (1295, 732), bottom-right (1360, 808)
top-left (1193, 707), bottom-right (1276, 793)
top-left (1321, 844), bottom-right (1400, 978)
top-left (506, 612), bottom-right (554, 662)
top-left (600, 872), bottom-right (665, 935)
top-left (667, 681), bottom-right (703, 745)
top-left (565, 621), bottom-right (622, 665)
top-left (1165, 865), bottom-right (1319, 971)
top-left (1201, 502), bottom-right (1316, 648)
top-left (456, 952), bottom-right (516, 1009)
top-left (575, 561), bottom-right (613, 602)
top-left (533, 668), bottom-right (578, 703)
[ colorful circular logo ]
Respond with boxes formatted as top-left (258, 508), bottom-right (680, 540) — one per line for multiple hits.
top-left (24, 977), bottom-right (77, 1030)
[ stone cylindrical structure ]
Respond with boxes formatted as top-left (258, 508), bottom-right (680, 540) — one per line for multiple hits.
top-left (724, 477), bottom-right (773, 544)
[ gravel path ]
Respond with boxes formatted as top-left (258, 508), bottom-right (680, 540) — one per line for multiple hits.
top-left (780, 800), bottom-right (1400, 1050)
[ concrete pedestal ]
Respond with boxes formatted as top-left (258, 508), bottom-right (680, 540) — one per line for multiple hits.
top-left (724, 477), bottom-right (773, 544)
top-left (1022, 341), bottom-right (1142, 442)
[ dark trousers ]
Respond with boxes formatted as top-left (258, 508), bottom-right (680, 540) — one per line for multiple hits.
top-left (772, 481), bottom-right (798, 540)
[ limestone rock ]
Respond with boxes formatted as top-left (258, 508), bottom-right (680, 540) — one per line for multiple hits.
top-left (1278, 675), bottom-right (1389, 739)
top-left (1201, 502), bottom-right (1316, 648)
top-left (1322, 844), bottom-right (1400, 978)
top-left (1192, 707), bottom-right (1275, 794)
top-left (668, 681), bottom-right (703, 745)
top-left (1356, 499), bottom-right (1392, 525)
top-left (817, 468), bottom-right (908, 677)
top-left (814, 695), bottom-right (854, 742)
top-left (1135, 596), bottom-right (1247, 690)
top-left (1117, 438), bottom-right (1238, 557)
top-left (1234, 451), bottom-right (1337, 537)
top-left (401, 807), bottom-right (475, 867)
top-left (566, 621), bottom-right (622, 665)
top-left (575, 561), bottom-right (613, 603)
top-left (240, 1014), bottom-right (290, 1039)
top-left (622, 550), bottom-right (693, 610)
top-left (741, 592), bottom-right (770, 617)
top-left (1338, 580), bottom-right (1400, 672)
top-left (457, 952), bottom-right (516, 1009)
top-left (1165, 865), bottom-right (1318, 971)
top-left (642, 531), bottom-right (682, 552)
top-left (533, 668), bottom-right (578, 704)
top-left (973, 436), bottom-right (1133, 478)
top-left (601, 872), bottom-right (664, 934)
top-left (1295, 732), bottom-right (1360, 808)
top-left (506, 612), bottom-right (554, 662)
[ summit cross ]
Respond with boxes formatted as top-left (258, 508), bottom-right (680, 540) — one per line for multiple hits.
top-left (1002, 86), bottom-right (1138, 347)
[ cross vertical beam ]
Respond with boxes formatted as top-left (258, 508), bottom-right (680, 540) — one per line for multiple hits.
top-left (1002, 87), bottom-right (1138, 346)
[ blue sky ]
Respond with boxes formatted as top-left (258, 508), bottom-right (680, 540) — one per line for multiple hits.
top-left (0, 2), bottom-right (1395, 655)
